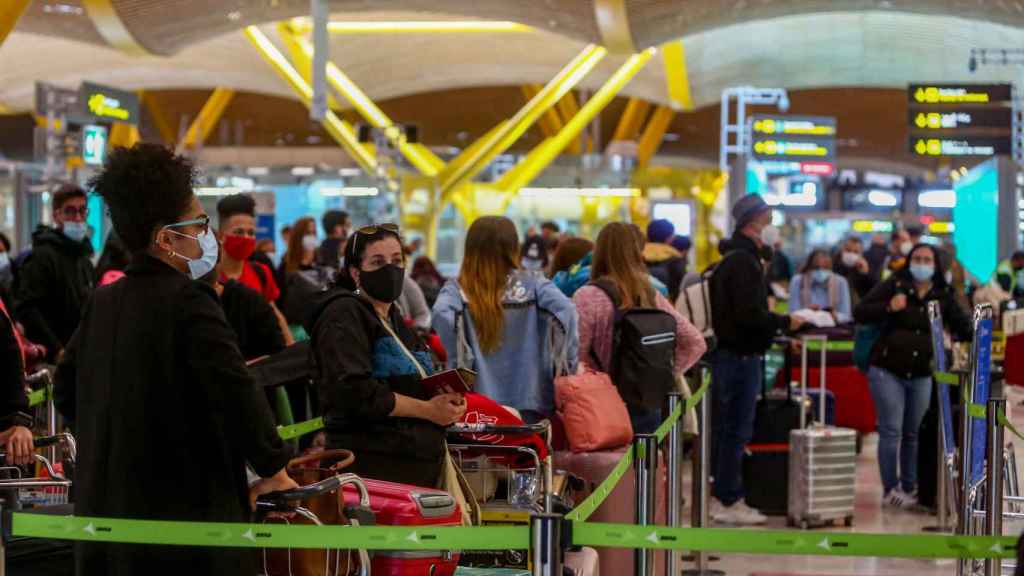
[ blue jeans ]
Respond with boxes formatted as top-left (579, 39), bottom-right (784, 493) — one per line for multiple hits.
top-left (868, 366), bottom-right (932, 494)
top-left (711, 349), bottom-right (762, 506)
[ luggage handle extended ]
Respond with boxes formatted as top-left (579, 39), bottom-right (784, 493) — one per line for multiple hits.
top-left (447, 422), bottom-right (550, 436)
top-left (257, 473), bottom-right (371, 511)
top-left (799, 334), bottom-right (828, 429)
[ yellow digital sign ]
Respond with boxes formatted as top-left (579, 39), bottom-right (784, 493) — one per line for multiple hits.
top-left (752, 115), bottom-right (836, 137)
top-left (78, 82), bottom-right (139, 125)
top-left (753, 140), bottom-right (831, 158)
top-left (908, 83), bottom-right (1011, 105)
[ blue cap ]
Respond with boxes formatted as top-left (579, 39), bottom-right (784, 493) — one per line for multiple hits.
top-left (647, 219), bottom-right (675, 243)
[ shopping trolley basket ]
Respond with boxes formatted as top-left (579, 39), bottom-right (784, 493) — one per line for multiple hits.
top-left (0, 434), bottom-right (77, 576)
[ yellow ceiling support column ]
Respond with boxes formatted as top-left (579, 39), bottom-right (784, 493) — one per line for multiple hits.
top-left (277, 23), bottom-right (346, 112)
top-left (521, 85), bottom-right (562, 138)
top-left (0, 0), bottom-right (30, 49)
top-left (612, 98), bottom-right (651, 142)
top-left (637, 105), bottom-right (675, 168)
top-left (244, 26), bottom-right (377, 175)
top-left (593, 0), bottom-right (636, 54)
top-left (437, 44), bottom-right (608, 197)
top-left (497, 48), bottom-right (656, 194)
top-left (555, 91), bottom-right (582, 154)
top-left (108, 123), bottom-right (140, 149)
top-left (139, 91), bottom-right (177, 145)
top-left (662, 39), bottom-right (694, 111)
top-left (179, 88), bottom-right (235, 150)
top-left (284, 26), bottom-right (444, 176)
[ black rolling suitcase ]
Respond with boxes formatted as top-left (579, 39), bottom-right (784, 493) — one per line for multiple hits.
top-left (743, 340), bottom-right (810, 515)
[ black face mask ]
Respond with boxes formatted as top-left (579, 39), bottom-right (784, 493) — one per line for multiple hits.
top-left (359, 264), bottom-right (405, 303)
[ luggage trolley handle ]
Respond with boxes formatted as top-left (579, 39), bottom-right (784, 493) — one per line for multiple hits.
top-left (799, 335), bottom-right (828, 429)
top-left (446, 422), bottom-right (550, 436)
top-left (0, 434), bottom-right (78, 463)
top-left (256, 473), bottom-right (371, 512)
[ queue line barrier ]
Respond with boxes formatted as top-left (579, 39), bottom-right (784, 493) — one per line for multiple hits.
top-left (7, 513), bottom-right (1019, 559)
top-left (15, 356), bottom-right (1024, 573)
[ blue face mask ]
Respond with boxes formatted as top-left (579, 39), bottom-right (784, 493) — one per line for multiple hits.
top-left (810, 269), bottom-right (831, 284)
top-left (62, 222), bottom-right (88, 243)
top-left (910, 264), bottom-right (934, 283)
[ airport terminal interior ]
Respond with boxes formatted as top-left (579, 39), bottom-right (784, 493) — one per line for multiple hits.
top-left (7, 1), bottom-right (1024, 575)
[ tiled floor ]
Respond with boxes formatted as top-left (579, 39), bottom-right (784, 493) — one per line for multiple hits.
top-left (676, 386), bottom-right (1024, 576)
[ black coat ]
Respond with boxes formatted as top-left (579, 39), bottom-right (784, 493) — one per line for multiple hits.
top-left (710, 233), bottom-right (789, 355)
top-left (220, 279), bottom-right (287, 361)
top-left (854, 273), bottom-right (973, 379)
top-left (15, 226), bottom-right (94, 358)
top-left (308, 290), bottom-right (445, 487)
top-left (0, 311), bottom-right (30, 429)
top-left (55, 255), bottom-right (291, 576)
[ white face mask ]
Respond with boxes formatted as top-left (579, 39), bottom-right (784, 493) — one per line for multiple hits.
top-left (0, 253), bottom-right (10, 271)
top-left (168, 228), bottom-right (219, 280)
top-left (759, 225), bottom-right (781, 247)
top-left (841, 251), bottom-right (860, 268)
top-left (302, 234), bottom-right (318, 252)
top-left (62, 221), bottom-right (88, 243)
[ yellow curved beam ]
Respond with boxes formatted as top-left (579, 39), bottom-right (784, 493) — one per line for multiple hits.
top-left (594, 0), bottom-right (636, 54)
top-left (82, 0), bottom-right (151, 56)
top-left (244, 26), bottom-right (376, 174)
top-left (498, 48), bottom-right (656, 193)
top-left (0, 0), bottom-right (30, 49)
top-left (180, 88), bottom-right (235, 149)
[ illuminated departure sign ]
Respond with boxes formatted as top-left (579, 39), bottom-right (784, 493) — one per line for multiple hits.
top-left (752, 115), bottom-right (836, 137)
top-left (752, 138), bottom-right (835, 161)
top-left (909, 136), bottom-right (1012, 157)
top-left (81, 125), bottom-right (107, 166)
top-left (78, 82), bottom-right (139, 125)
top-left (909, 84), bottom-right (1012, 105)
top-left (909, 108), bottom-right (1013, 130)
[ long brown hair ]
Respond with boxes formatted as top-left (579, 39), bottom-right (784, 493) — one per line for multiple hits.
top-left (549, 237), bottom-right (594, 277)
top-left (592, 222), bottom-right (656, 309)
top-left (459, 216), bottom-right (520, 353)
top-left (284, 217), bottom-right (316, 274)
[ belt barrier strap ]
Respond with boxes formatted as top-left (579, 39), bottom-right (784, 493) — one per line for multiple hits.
top-left (934, 372), bottom-right (959, 386)
top-left (10, 513), bottom-right (527, 550)
top-left (27, 387), bottom-right (48, 408)
top-left (653, 371), bottom-right (711, 443)
top-left (277, 417), bottom-right (324, 441)
top-left (571, 522), bottom-right (1017, 559)
top-left (802, 340), bottom-right (855, 353)
top-left (565, 449), bottom-right (633, 523)
top-left (997, 408), bottom-right (1024, 442)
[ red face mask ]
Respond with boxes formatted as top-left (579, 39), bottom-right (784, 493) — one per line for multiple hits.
top-left (223, 234), bottom-right (256, 261)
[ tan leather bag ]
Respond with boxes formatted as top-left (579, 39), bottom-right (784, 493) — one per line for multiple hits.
top-left (261, 449), bottom-right (364, 576)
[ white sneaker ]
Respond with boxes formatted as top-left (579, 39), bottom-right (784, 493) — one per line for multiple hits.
top-left (712, 499), bottom-right (768, 525)
top-left (884, 488), bottom-right (918, 510)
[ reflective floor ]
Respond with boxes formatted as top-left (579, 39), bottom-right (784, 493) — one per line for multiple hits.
top-left (677, 386), bottom-right (1024, 576)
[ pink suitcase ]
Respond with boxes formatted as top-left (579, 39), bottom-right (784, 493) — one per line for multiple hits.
top-left (554, 449), bottom-right (666, 576)
top-left (342, 478), bottom-right (462, 576)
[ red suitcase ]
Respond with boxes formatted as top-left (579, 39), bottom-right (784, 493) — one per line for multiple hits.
top-left (555, 449), bottom-right (667, 576)
top-left (342, 478), bottom-right (462, 576)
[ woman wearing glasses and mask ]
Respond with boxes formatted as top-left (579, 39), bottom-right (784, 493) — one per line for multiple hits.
top-left (308, 224), bottom-right (465, 488)
top-left (54, 145), bottom-right (296, 576)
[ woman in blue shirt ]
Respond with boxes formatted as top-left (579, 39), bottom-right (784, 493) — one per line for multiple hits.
top-left (789, 249), bottom-right (852, 324)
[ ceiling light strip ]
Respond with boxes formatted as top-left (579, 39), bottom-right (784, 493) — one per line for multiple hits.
top-left (81, 0), bottom-right (153, 56)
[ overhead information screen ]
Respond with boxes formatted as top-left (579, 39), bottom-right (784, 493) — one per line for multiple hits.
top-left (751, 114), bottom-right (837, 162)
top-left (910, 136), bottom-right (1012, 157)
top-left (909, 84), bottom-right (1012, 104)
top-left (907, 83), bottom-right (1014, 158)
top-left (908, 108), bottom-right (1013, 130)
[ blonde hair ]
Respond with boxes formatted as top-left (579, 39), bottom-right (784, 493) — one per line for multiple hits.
top-left (459, 216), bottom-right (520, 353)
top-left (592, 222), bottom-right (656, 309)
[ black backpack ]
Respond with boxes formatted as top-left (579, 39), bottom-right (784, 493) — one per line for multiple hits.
top-left (590, 279), bottom-right (677, 410)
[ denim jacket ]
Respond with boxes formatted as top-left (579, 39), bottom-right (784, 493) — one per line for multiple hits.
top-left (432, 271), bottom-right (579, 415)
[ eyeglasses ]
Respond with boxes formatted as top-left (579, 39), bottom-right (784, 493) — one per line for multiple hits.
top-left (350, 223), bottom-right (400, 257)
top-left (60, 206), bottom-right (88, 219)
top-left (163, 215), bottom-right (211, 234)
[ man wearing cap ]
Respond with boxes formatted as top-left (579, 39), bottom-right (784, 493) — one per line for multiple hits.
top-left (644, 219), bottom-right (687, 304)
top-left (709, 194), bottom-right (804, 525)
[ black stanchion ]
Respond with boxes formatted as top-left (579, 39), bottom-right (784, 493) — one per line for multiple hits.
top-left (530, 513), bottom-right (563, 576)
top-left (634, 433), bottom-right (657, 576)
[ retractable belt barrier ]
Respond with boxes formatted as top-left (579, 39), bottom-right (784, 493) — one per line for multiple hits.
top-left (8, 513), bottom-right (1019, 560)
top-left (15, 364), bottom-right (1023, 562)
top-left (27, 387), bottom-right (48, 408)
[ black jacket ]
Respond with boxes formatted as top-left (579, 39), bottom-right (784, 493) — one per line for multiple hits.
top-left (832, 255), bottom-right (876, 302)
top-left (14, 226), bottom-right (94, 358)
top-left (220, 279), bottom-right (287, 360)
top-left (55, 255), bottom-right (291, 575)
top-left (308, 289), bottom-right (445, 486)
top-left (854, 272), bottom-right (972, 379)
top-left (0, 312), bottom-right (30, 430)
top-left (710, 233), bottom-right (789, 355)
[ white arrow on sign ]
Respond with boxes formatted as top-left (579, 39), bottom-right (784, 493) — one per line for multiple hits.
top-left (83, 523), bottom-right (96, 536)
top-left (991, 543), bottom-right (1003, 554)
top-left (406, 531), bottom-right (419, 543)
top-left (818, 538), bottom-right (830, 551)
top-left (646, 532), bottom-right (659, 544)
top-left (242, 529), bottom-right (255, 543)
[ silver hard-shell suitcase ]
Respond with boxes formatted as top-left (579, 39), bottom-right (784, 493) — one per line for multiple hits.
top-left (787, 334), bottom-right (857, 529)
